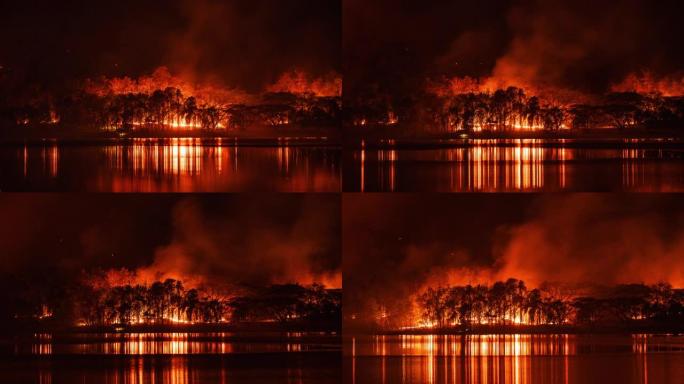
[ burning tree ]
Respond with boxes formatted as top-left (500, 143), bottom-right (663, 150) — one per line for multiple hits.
top-left (403, 279), bottom-right (684, 331)
top-left (346, 78), bottom-right (684, 133)
top-left (0, 67), bottom-right (341, 134)
top-left (76, 278), bottom-right (226, 326)
top-left (69, 276), bottom-right (341, 328)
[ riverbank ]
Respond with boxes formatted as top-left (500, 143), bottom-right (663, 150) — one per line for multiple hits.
top-left (0, 123), bottom-right (340, 143)
top-left (1, 320), bottom-right (341, 336)
top-left (349, 323), bottom-right (684, 336)
top-left (0, 137), bottom-right (339, 149)
top-left (345, 126), bottom-right (684, 148)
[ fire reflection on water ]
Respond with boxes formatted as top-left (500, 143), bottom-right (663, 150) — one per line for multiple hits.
top-left (104, 138), bottom-right (305, 178)
top-left (353, 140), bottom-right (684, 192)
top-left (347, 334), bottom-right (682, 384)
top-left (8, 138), bottom-right (339, 192)
top-left (20, 333), bottom-right (310, 356)
top-left (35, 356), bottom-right (296, 384)
top-left (354, 334), bottom-right (573, 358)
top-left (23, 333), bottom-right (319, 384)
top-left (19, 142), bottom-right (60, 178)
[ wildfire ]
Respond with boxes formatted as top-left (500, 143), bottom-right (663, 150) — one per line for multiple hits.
top-left (37, 304), bottom-right (53, 320)
top-left (40, 109), bottom-right (60, 125)
top-left (91, 267), bottom-right (205, 291)
top-left (79, 66), bottom-right (341, 133)
top-left (386, 111), bottom-right (398, 125)
top-left (267, 70), bottom-right (342, 97)
top-left (75, 268), bottom-right (341, 328)
top-left (364, 278), bottom-right (684, 331)
top-left (611, 72), bottom-right (684, 97)
top-left (84, 66), bottom-right (250, 106)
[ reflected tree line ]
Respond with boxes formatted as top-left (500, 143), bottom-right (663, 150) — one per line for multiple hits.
top-left (413, 278), bottom-right (684, 329)
top-left (347, 86), bottom-right (684, 132)
top-left (1, 88), bottom-right (340, 132)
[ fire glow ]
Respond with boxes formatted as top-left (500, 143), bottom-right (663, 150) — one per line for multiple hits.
top-left (76, 270), bottom-right (340, 327)
top-left (378, 279), bottom-right (684, 331)
top-left (79, 67), bottom-right (341, 132)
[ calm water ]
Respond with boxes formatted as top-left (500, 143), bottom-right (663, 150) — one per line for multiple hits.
top-left (344, 139), bottom-right (684, 192)
top-left (0, 332), bottom-right (340, 383)
top-left (0, 138), bottom-right (340, 192)
top-left (344, 334), bottom-right (684, 384)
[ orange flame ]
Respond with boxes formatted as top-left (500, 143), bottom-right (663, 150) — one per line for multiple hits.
top-left (84, 66), bottom-right (251, 105)
top-left (611, 72), bottom-right (684, 96)
top-left (267, 70), bottom-right (342, 97)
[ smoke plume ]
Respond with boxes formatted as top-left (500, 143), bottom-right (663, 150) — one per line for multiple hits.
top-left (131, 198), bottom-right (342, 290)
top-left (345, 195), bottom-right (684, 319)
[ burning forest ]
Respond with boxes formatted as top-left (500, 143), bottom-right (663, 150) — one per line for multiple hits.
top-left (1, 67), bottom-right (341, 136)
top-left (80, 68), bottom-right (340, 133)
top-left (76, 274), bottom-right (341, 329)
top-left (0, 194), bottom-right (341, 332)
top-left (344, 194), bottom-right (684, 333)
top-left (412, 279), bottom-right (683, 331)
top-left (344, 0), bottom-right (684, 136)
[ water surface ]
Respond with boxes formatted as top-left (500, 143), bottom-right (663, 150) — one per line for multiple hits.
top-left (0, 332), bottom-right (341, 383)
top-left (345, 334), bottom-right (684, 384)
top-left (0, 138), bottom-right (340, 192)
top-left (344, 139), bottom-right (684, 192)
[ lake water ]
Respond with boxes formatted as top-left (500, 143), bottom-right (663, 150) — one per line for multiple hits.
top-left (0, 138), bottom-right (340, 192)
top-left (344, 334), bottom-right (684, 384)
top-left (344, 139), bottom-right (684, 192)
top-left (0, 332), bottom-right (341, 383)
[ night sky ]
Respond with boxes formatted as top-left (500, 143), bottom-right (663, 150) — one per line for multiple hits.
top-left (0, 194), bottom-right (341, 287)
top-left (344, 0), bottom-right (684, 99)
top-left (344, 194), bottom-right (684, 316)
top-left (5, 0), bottom-right (683, 98)
top-left (0, 0), bottom-right (341, 92)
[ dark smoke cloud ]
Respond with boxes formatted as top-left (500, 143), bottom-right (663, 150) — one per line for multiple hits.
top-left (139, 196), bottom-right (341, 289)
top-left (165, 0), bottom-right (341, 92)
top-left (0, 194), bottom-right (340, 289)
top-left (344, 0), bottom-right (684, 101)
top-left (486, 0), bottom-right (684, 95)
top-left (0, 0), bottom-right (340, 93)
top-left (344, 194), bottom-right (684, 318)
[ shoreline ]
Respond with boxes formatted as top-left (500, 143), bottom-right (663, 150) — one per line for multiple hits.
top-left (1, 321), bottom-right (341, 336)
top-left (348, 324), bottom-right (684, 336)
top-left (76, 325), bottom-right (340, 333)
top-left (345, 127), bottom-right (684, 149)
top-left (0, 136), bottom-right (340, 147)
top-left (348, 139), bottom-right (684, 150)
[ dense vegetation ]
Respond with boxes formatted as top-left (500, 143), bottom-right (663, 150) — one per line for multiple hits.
top-left (412, 278), bottom-right (684, 330)
top-left (1, 275), bottom-right (341, 330)
top-left (347, 87), bottom-right (684, 133)
top-left (0, 87), bottom-right (340, 133)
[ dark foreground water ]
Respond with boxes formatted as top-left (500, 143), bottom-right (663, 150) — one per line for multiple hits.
top-left (345, 139), bottom-right (684, 192)
top-left (0, 138), bottom-right (340, 192)
top-left (0, 332), bottom-right (341, 383)
top-left (344, 334), bottom-right (684, 384)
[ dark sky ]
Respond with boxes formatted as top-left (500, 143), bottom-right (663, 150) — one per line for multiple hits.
top-left (0, 194), bottom-right (341, 287)
top-left (0, 0), bottom-right (341, 92)
top-left (344, 0), bottom-right (684, 99)
top-left (344, 194), bottom-right (684, 316)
